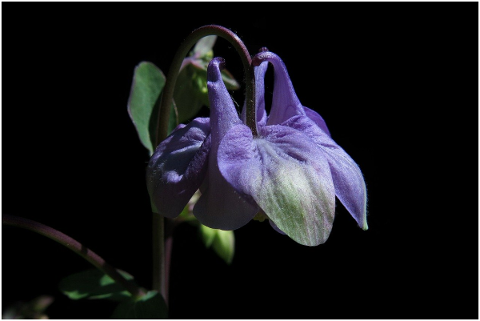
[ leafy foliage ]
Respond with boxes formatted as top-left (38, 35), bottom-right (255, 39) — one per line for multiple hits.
top-left (127, 62), bottom-right (178, 155)
top-left (111, 291), bottom-right (168, 319)
top-left (58, 269), bottom-right (134, 301)
top-left (59, 269), bottom-right (168, 318)
top-left (199, 224), bottom-right (235, 264)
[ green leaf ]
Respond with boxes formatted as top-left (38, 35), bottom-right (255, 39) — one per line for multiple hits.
top-left (127, 61), bottom-right (178, 155)
top-left (112, 291), bottom-right (168, 319)
top-left (192, 35), bottom-right (216, 58)
top-left (199, 223), bottom-right (216, 248)
top-left (212, 228), bottom-right (235, 264)
top-left (174, 64), bottom-right (205, 123)
top-left (199, 225), bottom-right (235, 264)
top-left (59, 269), bottom-right (134, 301)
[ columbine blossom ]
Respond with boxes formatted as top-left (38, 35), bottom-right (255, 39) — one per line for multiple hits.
top-left (147, 52), bottom-right (367, 246)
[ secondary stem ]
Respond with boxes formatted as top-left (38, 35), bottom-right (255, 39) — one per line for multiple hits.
top-left (3, 214), bottom-right (145, 300)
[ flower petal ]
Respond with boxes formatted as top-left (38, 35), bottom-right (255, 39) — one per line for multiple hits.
top-left (193, 157), bottom-right (258, 230)
top-left (304, 106), bottom-right (331, 137)
top-left (218, 124), bottom-right (336, 246)
top-left (269, 219), bottom-right (286, 235)
top-left (192, 57), bottom-right (258, 230)
top-left (253, 51), bottom-right (305, 125)
top-left (146, 117), bottom-right (211, 218)
top-left (207, 57), bottom-right (242, 142)
top-left (253, 51), bottom-right (331, 135)
top-left (283, 115), bottom-right (368, 230)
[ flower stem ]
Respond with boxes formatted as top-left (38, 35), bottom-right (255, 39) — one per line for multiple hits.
top-left (3, 214), bottom-right (145, 300)
top-left (152, 213), bottom-right (165, 298)
top-left (151, 24), bottom-right (256, 302)
top-left (245, 63), bottom-right (257, 135)
top-left (155, 24), bottom-right (254, 146)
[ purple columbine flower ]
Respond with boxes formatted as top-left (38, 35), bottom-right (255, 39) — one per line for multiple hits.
top-left (147, 52), bottom-right (367, 246)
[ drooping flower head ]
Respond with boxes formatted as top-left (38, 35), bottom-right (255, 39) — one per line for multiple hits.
top-left (147, 51), bottom-right (367, 246)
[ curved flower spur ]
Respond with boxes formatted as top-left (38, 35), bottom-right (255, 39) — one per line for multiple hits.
top-left (147, 51), bottom-right (367, 246)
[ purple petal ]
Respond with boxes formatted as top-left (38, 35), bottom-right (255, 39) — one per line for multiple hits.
top-left (193, 157), bottom-right (258, 230)
top-left (146, 117), bottom-right (211, 218)
top-left (304, 107), bottom-right (331, 137)
top-left (253, 51), bottom-right (305, 125)
top-left (192, 57), bottom-right (258, 230)
top-left (207, 57), bottom-right (242, 142)
top-left (282, 115), bottom-right (368, 230)
top-left (254, 51), bottom-right (331, 136)
top-left (218, 124), bottom-right (336, 246)
top-left (269, 219), bottom-right (286, 235)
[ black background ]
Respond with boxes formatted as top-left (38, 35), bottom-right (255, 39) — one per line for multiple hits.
top-left (2, 2), bottom-right (478, 319)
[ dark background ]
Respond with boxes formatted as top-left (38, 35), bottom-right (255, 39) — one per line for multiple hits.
top-left (2, 2), bottom-right (478, 319)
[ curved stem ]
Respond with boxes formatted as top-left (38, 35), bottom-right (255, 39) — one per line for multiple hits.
top-left (3, 214), bottom-right (145, 300)
top-left (155, 24), bottom-right (255, 145)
